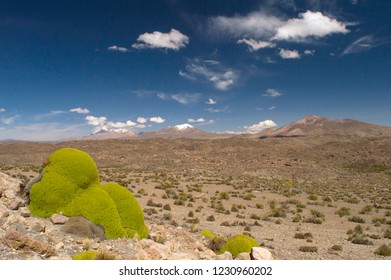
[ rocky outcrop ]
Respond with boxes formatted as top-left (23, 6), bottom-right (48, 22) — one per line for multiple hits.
top-left (0, 171), bottom-right (273, 260)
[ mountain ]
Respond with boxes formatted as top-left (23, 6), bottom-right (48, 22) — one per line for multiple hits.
top-left (139, 124), bottom-right (227, 139)
top-left (257, 115), bottom-right (391, 138)
top-left (68, 128), bottom-right (138, 141)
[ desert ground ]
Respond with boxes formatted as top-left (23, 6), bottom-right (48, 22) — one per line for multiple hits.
top-left (1, 135), bottom-right (391, 259)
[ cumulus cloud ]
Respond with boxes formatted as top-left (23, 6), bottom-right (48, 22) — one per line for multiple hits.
top-left (132, 29), bottom-right (189, 51)
top-left (244, 120), bottom-right (277, 133)
top-left (237, 38), bottom-right (276, 52)
top-left (150, 116), bottom-right (165, 124)
top-left (70, 107), bottom-right (90, 114)
top-left (107, 45), bottom-right (130, 53)
top-left (206, 98), bottom-right (217, 105)
top-left (272, 11), bottom-right (349, 41)
top-left (85, 115), bottom-right (144, 134)
top-left (209, 12), bottom-right (283, 39)
top-left (263, 88), bottom-right (282, 98)
top-left (279, 48), bottom-right (301, 59)
top-left (180, 59), bottom-right (238, 91)
top-left (1, 115), bottom-right (19, 125)
top-left (137, 117), bottom-right (148, 124)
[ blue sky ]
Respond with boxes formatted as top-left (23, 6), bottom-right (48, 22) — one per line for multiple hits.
top-left (0, 0), bottom-right (390, 140)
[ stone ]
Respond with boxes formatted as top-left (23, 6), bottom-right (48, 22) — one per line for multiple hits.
top-left (236, 252), bottom-right (251, 260)
top-left (0, 202), bottom-right (9, 218)
top-left (251, 247), bottom-right (274, 260)
top-left (55, 242), bottom-right (64, 250)
top-left (50, 214), bottom-right (68, 225)
top-left (31, 222), bottom-right (45, 233)
top-left (216, 251), bottom-right (233, 260)
top-left (2, 214), bottom-right (25, 231)
top-left (3, 190), bottom-right (15, 200)
top-left (18, 207), bottom-right (31, 218)
top-left (9, 197), bottom-right (25, 210)
top-left (61, 216), bottom-right (106, 240)
top-left (0, 228), bottom-right (5, 239)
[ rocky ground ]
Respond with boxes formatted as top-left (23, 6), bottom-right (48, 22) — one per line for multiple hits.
top-left (1, 135), bottom-right (391, 260)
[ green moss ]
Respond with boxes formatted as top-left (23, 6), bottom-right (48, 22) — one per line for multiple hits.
top-left (29, 172), bottom-right (80, 217)
top-left (42, 148), bottom-right (100, 189)
top-left (62, 187), bottom-right (126, 239)
top-left (28, 148), bottom-right (148, 239)
top-left (101, 182), bottom-right (149, 239)
top-left (218, 234), bottom-right (258, 257)
top-left (72, 250), bottom-right (98, 260)
top-left (201, 229), bottom-right (216, 239)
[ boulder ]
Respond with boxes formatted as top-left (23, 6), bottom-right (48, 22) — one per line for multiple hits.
top-left (18, 207), bottom-right (31, 218)
top-left (30, 222), bottom-right (46, 233)
top-left (0, 202), bottom-right (9, 218)
top-left (216, 251), bottom-right (233, 260)
top-left (50, 214), bottom-right (68, 225)
top-left (9, 197), bottom-right (25, 210)
top-left (251, 247), bottom-right (274, 260)
top-left (61, 216), bottom-right (106, 240)
top-left (236, 252), bottom-right (251, 260)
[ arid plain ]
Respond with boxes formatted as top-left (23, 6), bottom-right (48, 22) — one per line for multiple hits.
top-left (1, 118), bottom-right (391, 260)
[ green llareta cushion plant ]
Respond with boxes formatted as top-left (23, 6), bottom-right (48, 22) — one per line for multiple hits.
top-left (28, 148), bottom-right (149, 239)
top-left (218, 234), bottom-right (259, 257)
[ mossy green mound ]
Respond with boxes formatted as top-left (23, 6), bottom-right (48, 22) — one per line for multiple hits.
top-left (218, 234), bottom-right (258, 257)
top-left (28, 148), bottom-right (148, 239)
top-left (72, 250), bottom-right (98, 260)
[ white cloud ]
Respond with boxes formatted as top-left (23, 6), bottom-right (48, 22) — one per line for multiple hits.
top-left (206, 98), bottom-right (217, 105)
top-left (0, 108), bottom-right (5, 112)
top-left (180, 59), bottom-right (238, 90)
top-left (188, 118), bottom-right (206, 123)
top-left (70, 107), bottom-right (90, 114)
top-left (107, 45), bottom-right (130, 53)
top-left (85, 115), bottom-right (107, 126)
top-left (1, 115), bottom-right (19, 125)
top-left (206, 106), bottom-right (229, 113)
top-left (263, 88), bottom-right (282, 98)
top-left (273, 11), bottom-right (349, 41)
top-left (304, 49), bottom-right (315, 55)
top-left (268, 106), bottom-right (276, 111)
top-left (342, 35), bottom-right (377, 56)
top-left (279, 48), bottom-right (301, 59)
top-left (237, 38), bottom-right (276, 52)
top-left (132, 29), bottom-right (189, 51)
top-left (137, 117), bottom-right (148, 124)
top-left (157, 92), bottom-right (170, 100)
top-left (171, 93), bottom-right (202, 105)
top-left (34, 110), bottom-right (65, 121)
top-left (107, 120), bottom-right (137, 128)
top-left (196, 119), bottom-right (215, 126)
top-left (209, 12), bottom-right (283, 39)
top-left (245, 120), bottom-right (277, 133)
top-left (150, 116), bottom-right (165, 124)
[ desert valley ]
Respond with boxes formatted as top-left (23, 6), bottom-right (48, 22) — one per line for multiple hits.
top-left (1, 115), bottom-right (391, 260)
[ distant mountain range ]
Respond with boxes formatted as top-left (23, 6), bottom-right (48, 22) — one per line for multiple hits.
top-left (256, 115), bottom-right (391, 138)
top-left (12, 116), bottom-right (390, 142)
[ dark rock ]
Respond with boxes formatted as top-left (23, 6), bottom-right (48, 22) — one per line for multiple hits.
top-left (62, 216), bottom-right (106, 240)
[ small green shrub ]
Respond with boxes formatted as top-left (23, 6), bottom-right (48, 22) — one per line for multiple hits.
top-left (299, 246), bottom-right (318, 253)
top-left (218, 234), bottom-right (258, 257)
top-left (336, 207), bottom-right (351, 217)
top-left (374, 244), bottom-right (391, 256)
top-left (201, 229), bottom-right (215, 239)
top-left (330, 245), bottom-right (343, 251)
top-left (72, 250), bottom-right (117, 260)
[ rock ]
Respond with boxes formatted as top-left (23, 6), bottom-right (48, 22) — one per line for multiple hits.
top-left (61, 216), bottom-right (106, 240)
top-left (0, 228), bottom-right (5, 239)
top-left (1, 214), bottom-right (25, 231)
top-left (0, 203), bottom-right (9, 218)
top-left (50, 214), bottom-right (68, 225)
top-left (3, 190), bottom-right (15, 200)
top-left (9, 197), bottom-right (25, 210)
top-left (55, 242), bottom-right (64, 250)
top-left (0, 172), bottom-right (22, 195)
top-left (251, 247), bottom-right (274, 260)
top-left (18, 207), bottom-right (31, 217)
top-left (216, 251), bottom-right (233, 260)
top-left (30, 222), bottom-right (45, 233)
top-left (236, 252), bottom-right (251, 260)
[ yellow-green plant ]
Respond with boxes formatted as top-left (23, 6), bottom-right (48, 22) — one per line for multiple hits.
top-left (28, 148), bottom-right (148, 239)
top-left (218, 234), bottom-right (258, 257)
